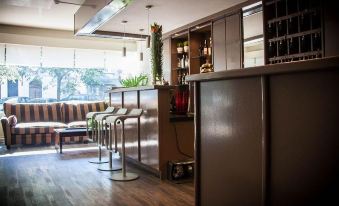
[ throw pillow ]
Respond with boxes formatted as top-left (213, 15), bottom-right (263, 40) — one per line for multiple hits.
top-left (8, 115), bottom-right (17, 127)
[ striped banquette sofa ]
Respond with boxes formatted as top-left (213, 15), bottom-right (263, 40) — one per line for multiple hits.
top-left (0, 101), bottom-right (107, 149)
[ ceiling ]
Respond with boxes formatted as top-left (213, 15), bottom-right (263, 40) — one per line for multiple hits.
top-left (0, 0), bottom-right (83, 30)
top-left (0, 0), bottom-right (247, 35)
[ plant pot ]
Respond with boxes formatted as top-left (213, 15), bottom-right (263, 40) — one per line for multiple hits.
top-left (152, 75), bottom-right (162, 85)
top-left (177, 47), bottom-right (184, 54)
top-left (184, 46), bottom-right (189, 53)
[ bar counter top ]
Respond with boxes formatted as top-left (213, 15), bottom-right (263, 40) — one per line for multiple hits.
top-left (107, 85), bottom-right (174, 93)
top-left (186, 56), bottom-right (339, 82)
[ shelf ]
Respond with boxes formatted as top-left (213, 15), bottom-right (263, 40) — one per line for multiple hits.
top-left (191, 55), bottom-right (209, 59)
top-left (269, 51), bottom-right (322, 62)
top-left (268, 28), bottom-right (322, 43)
top-left (172, 52), bottom-right (189, 57)
top-left (267, 9), bottom-right (318, 24)
top-left (172, 31), bottom-right (189, 39)
top-left (265, 0), bottom-right (276, 6)
top-left (175, 67), bottom-right (189, 70)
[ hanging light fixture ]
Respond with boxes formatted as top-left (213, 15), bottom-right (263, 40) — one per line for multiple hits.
top-left (139, 29), bottom-right (144, 61)
top-left (121, 20), bottom-right (127, 57)
top-left (145, 5), bottom-right (152, 48)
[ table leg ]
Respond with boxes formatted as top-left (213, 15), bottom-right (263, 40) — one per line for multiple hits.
top-left (59, 135), bottom-right (62, 154)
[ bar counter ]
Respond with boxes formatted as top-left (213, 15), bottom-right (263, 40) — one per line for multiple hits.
top-left (107, 85), bottom-right (194, 179)
top-left (186, 56), bottom-right (339, 206)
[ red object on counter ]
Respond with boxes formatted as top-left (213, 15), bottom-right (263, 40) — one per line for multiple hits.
top-left (175, 85), bottom-right (189, 115)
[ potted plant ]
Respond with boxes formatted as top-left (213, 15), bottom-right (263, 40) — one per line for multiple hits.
top-left (183, 41), bottom-right (189, 53)
top-left (151, 23), bottom-right (163, 85)
top-left (177, 42), bottom-right (184, 54)
top-left (120, 74), bottom-right (148, 87)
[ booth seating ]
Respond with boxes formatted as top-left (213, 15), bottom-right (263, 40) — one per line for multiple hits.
top-left (105, 108), bottom-right (143, 181)
top-left (1, 101), bottom-right (107, 149)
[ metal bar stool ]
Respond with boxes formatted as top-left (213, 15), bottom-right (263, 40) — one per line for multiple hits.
top-left (86, 107), bottom-right (115, 142)
top-left (86, 107), bottom-right (115, 164)
top-left (105, 108), bottom-right (143, 181)
top-left (95, 108), bottom-right (128, 171)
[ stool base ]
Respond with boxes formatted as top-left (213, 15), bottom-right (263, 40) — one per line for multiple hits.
top-left (108, 172), bottom-right (139, 181)
top-left (88, 158), bottom-right (109, 164)
top-left (97, 160), bottom-right (122, 171)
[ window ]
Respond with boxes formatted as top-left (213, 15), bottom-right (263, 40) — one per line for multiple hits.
top-left (29, 80), bottom-right (42, 98)
top-left (43, 47), bottom-right (74, 68)
top-left (243, 2), bottom-right (264, 68)
top-left (6, 44), bottom-right (41, 67)
top-left (0, 43), bottom-right (149, 107)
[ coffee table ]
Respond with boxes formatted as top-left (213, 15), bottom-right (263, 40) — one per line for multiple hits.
top-left (54, 128), bottom-right (91, 153)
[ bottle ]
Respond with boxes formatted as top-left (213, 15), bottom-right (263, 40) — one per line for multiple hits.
top-left (184, 54), bottom-right (189, 68)
top-left (288, 17), bottom-right (298, 34)
top-left (208, 37), bottom-right (212, 56)
top-left (278, 40), bottom-right (286, 56)
top-left (300, 14), bottom-right (310, 32)
top-left (311, 11), bottom-right (321, 29)
top-left (312, 33), bottom-right (321, 51)
top-left (203, 40), bottom-right (208, 56)
top-left (268, 23), bottom-right (276, 39)
top-left (288, 38), bottom-right (298, 54)
top-left (277, 21), bottom-right (286, 37)
top-left (268, 41), bottom-right (276, 58)
top-left (300, 36), bottom-right (308, 52)
top-left (180, 56), bottom-right (185, 68)
top-left (199, 43), bottom-right (203, 56)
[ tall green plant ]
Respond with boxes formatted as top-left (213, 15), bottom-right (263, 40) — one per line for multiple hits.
top-left (151, 23), bottom-right (163, 84)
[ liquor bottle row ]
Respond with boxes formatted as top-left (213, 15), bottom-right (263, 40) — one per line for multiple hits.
top-left (176, 67), bottom-right (188, 85)
top-left (268, 32), bottom-right (321, 58)
top-left (266, 0), bottom-right (321, 20)
top-left (177, 53), bottom-right (189, 69)
top-left (267, 10), bottom-right (321, 39)
top-left (198, 37), bottom-right (212, 57)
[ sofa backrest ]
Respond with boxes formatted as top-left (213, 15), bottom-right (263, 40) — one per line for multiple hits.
top-left (61, 101), bottom-right (107, 123)
top-left (3, 103), bottom-right (63, 123)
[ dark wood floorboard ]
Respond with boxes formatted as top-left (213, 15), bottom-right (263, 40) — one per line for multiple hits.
top-left (0, 147), bottom-right (194, 206)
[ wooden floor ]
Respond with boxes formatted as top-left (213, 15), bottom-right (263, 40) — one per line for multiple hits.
top-left (0, 145), bottom-right (194, 206)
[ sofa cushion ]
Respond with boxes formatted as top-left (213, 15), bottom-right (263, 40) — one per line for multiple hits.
top-left (11, 122), bottom-right (67, 135)
top-left (8, 115), bottom-right (17, 127)
top-left (4, 103), bottom-right (63, 123)
top-left (62, 101), bottom-right (107, 123)
top-left (67, 121), bottom-right (87, 128)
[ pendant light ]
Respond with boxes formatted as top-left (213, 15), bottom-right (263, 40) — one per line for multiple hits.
top-left (145, 5), bottom-right (152, 48)
top-left (139, 29), bottom-right (144, 61)
top-left (122, 20), bottom-right (127, 57)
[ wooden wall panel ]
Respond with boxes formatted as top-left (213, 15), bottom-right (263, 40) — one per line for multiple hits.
top-left (269, 70), bottom-right (339, 205)
top-left (212, 18), bottom-right (226, 71)
top-left (139, 90), bottom-right (159, 170)
top-left (226, 12), bottom-right (243, 70)
top-left (123, 91), bottom-right (139, 161)
top-left (199, 78), bottom-right (263, 205)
